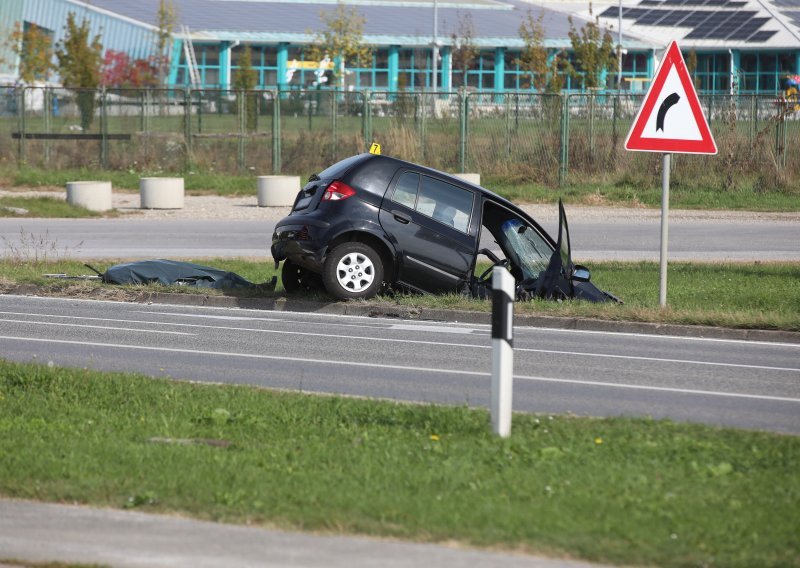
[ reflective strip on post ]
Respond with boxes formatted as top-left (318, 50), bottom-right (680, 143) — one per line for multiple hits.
top-left (491, 267), bottom-right (515, 438)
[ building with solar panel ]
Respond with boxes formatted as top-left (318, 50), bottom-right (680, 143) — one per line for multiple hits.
top-left (1, 0), bottom-right (798, 95)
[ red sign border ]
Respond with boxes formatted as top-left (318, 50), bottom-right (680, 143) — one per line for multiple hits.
top-left (625, 41), bottom-right (718, 155)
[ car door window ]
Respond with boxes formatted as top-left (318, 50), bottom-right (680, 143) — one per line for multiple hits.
top-left (417, 176), bottom-right (474, 233)
top-left (391, 172), bottom-right (420, 209)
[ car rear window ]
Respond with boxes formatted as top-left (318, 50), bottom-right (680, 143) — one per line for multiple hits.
top-left (316, 154), bottom-right (368, 180)
top-left (292, 178), bottom-right (328, 212)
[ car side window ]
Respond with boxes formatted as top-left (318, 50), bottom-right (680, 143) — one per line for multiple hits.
top-left (391, 172), bottom-right (420, 209)
top-left (417, 176), bottom-right (474, 233)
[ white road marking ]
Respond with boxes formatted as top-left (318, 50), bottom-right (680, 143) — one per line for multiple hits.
top-left (1, 335), bottom-right (799, 404)
top-left (0, 311), bottom-right (797, 373)
top-left (389, 324), bottom-right (476, 334)
top-left (4, 295), bottom-right (798, 348)
top-left (515, 325), bottom-right (800, 348)
top-left (0, 319), bottom-right (195, 336)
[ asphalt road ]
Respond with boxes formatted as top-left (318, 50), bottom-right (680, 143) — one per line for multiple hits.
top-left (1, 294), bottom-right (798, 434)
top-left (1, 216), bottom-right (798, 261)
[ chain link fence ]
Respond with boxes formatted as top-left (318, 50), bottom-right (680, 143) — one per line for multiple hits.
top-left (2, 85), bottom-right (797, 189)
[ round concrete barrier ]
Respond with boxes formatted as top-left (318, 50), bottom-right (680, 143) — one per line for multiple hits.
top-left (66, 181), bottom-right (113, 212)
top-left (454, 173), bottom-right (481, 186)
top-left (140, 177), bottom-right (184, 209)
top-left (257, 175), bottom-right (300, 207)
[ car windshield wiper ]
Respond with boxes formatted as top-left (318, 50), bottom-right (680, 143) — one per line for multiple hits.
top-left (307, 173), bottom-right (321, 182)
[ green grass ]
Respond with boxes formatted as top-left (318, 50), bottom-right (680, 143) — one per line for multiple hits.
top-left (1, 259), bottom-right (798, 332)
top-left (0, 196), bottom-right (105, 218)
top-left (1, 165), bottom-right (261, 196)
top-left (0, 359), bottom-right (797, 567)
top-left (3, 164), bottom-right (798, 211)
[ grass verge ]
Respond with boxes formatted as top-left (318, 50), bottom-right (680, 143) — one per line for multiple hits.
top-left (0, 359), bottom-right (798, 568)
top-left (1, 259), bottom-right (798, 332)
top-left (0, 196), bottom-right (106, 218)
top-left (3, 165), bottom-right (799, 211)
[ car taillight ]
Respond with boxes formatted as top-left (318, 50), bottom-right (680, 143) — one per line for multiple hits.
top-left (322, 180), bottom-right (356, 201)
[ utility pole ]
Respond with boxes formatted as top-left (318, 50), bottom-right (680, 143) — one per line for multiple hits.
top-left (432, 0), bottom-right (439, 91)
top-left (617, 0), bottom-right (623, 90)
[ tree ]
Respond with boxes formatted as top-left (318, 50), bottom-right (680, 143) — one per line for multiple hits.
top-left (566, 6), bottom-right (616, 90)
top-left (11, 22), bottom-right (54, 84)
top-left (55, 12), bottom-right (103, 130)
top-left (686, 49), bottom-right (701, 89)
top-left (232, 45), bottom-right (258, 131)
top-left (155, 0), bottom-right (176, 86)
top-left (450, 12), bottom-right (478, 89)
top-left (306, 2), bottom-right (372, 89)
top-left (517, 10), bottom-right (566, 93)
top-left (101, 50), bottom-right (158, 88)
top-left (517, 11), bottom-right (548, 90)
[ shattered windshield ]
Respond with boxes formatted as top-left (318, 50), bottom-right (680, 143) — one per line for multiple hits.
top-left (500, 219), bottom-right (551, 281)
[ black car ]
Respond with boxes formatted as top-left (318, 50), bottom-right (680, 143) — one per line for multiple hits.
top-left (271, 153), bottom-right (618, 303)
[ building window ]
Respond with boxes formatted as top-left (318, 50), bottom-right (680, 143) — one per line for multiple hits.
top-left (176, 43), bottom-right (221, 87)
top-left (454, 50), bottom-right (496, 90)
top-left (398, 48), bottom-right (429, 90)
top-left (739, 52), bottom-right (795, 94)
top-left (231, 45), bottom-right (279, 88)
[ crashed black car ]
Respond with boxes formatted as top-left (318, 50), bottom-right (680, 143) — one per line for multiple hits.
top-left (271, 153), bottom-right (618, 303)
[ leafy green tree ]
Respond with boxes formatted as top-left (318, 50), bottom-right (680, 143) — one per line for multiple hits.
top-left (11, 22), bottom-right (54, 84)
top-left (232, 45), bottom-right (258, 131)
top-left (55, 12), bottom-right (103, 130)
top-left (450, 12), bottom-right (478, 89)
top-left (566, 7), bottom-right (616, 90)
top-left (517, 11), bottom-right (567, 93)
top-left (306, 2), bottom-right (372, 89)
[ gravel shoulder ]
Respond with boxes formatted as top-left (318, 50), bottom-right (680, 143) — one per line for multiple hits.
top-left (2, 187), bottom-right (799, 223)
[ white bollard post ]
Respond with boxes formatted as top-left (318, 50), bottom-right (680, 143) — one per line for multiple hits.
top-left (491, 266), bottom-right (515, 438)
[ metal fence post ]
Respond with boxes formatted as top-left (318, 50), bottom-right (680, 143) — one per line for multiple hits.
top-left (419, 92), bottom-right (426, 160)
top-left (362, 90), bottom-right (372, 149)
top-left (272, 89), bottom-right (281, 174)
top-left (43, 88), bottom-right (51, 164)
top-left (238, 89), bottom-right (246, 171)
top-left (459, 90), bottom-right (468, 173)
top-left (183, 87), bottom-right (192, 160)
top-left (505, 94), bottom-right (512, 159)
top-left (559, 92), bottom-right (570, 186)
top-left (589, 92), bottom-right (595, 162)
top-left (330, 91), bottom-right (337, 162)
top-left (100, 88), bottom-right (109, 168)
top-left (18, 87), bottom-right (26, 163)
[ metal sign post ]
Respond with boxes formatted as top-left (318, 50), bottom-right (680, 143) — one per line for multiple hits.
top-left (659, 153), bottom-right (671, 308)
top-left (491, 267), bottom-right (514, 438)
top-left (624, 41), bottom-right (717, 308)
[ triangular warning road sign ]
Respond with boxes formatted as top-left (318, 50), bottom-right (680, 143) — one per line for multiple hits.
top-left (625, 41), bottom-right (717, 155)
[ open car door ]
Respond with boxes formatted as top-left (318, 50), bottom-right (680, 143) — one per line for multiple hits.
top-left (474, 198), bottom-right (619, 303)
top-left (527, 199), bottom-right (619, 302)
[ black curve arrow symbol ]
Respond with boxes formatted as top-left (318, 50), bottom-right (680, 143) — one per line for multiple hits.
top-left (656, 92), bottom-right (681, 132)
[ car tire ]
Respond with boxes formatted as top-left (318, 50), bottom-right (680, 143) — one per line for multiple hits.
top-left (322, 242), bottom-right (384, 300)
top-left (282, 259), bottom-right (321, 293)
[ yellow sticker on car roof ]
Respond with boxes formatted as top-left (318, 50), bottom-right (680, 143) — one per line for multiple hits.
top-left (369, 142), bottom-right (381, 155)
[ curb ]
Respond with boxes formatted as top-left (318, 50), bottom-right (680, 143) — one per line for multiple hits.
top-left (22, 286), bottom-right (794, 345)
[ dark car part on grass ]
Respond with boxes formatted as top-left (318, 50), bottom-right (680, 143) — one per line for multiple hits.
top-left (85, 260), bottom-right (276, 290)
top-left (271, 153), bottom-right (619, 303)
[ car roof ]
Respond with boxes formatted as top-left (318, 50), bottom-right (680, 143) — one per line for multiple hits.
top-left (354, 153), bottom-right (535, 215)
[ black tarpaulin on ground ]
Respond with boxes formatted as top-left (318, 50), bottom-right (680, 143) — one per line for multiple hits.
top-left (93, 259), bottom-right (275, 290)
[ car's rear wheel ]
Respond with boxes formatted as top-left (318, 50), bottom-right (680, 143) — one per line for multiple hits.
top-left (323, 242), bottom-right (384, 300)
top-left (282, 259), bottom-right (322, 293)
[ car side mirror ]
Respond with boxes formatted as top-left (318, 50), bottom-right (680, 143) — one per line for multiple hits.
top-left (572, 265), bottom-right (591, 282)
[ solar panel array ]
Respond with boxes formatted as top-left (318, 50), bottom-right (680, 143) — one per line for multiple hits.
top-left (599, 0), bottom-right (779, 42)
